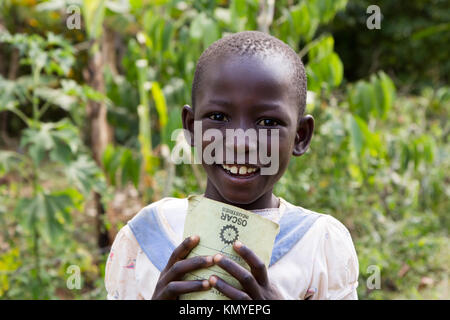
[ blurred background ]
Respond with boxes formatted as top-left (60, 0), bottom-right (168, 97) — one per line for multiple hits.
top-left (0, 0), bottom-right (448, 300)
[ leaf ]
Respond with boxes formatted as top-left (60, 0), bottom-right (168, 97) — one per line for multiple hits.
top-left (309, 35), bottom-right (334, 61)
top-left (45, 191), bottom-right (75, 241)
top-left (82, 0), bottom-right (106, 40)
top-left (306, 64), bottom-right (320, 93)
top-left (290, 4), bottom-right (311, 38)
top-left (359, 82), bottom-right (375, 121)
top-left (164, 105), bottom-right (183, 150)
top-left (49, 139), bottom-right (73, 164)
top-left (214, 8), bottom-right (231, 25)
top-left (231, 0), bottom-right (246, 18)
top-left (189, 12), bottom-right (220, 47)
top-left (349, 114), bottom-right (364, 156)
top-left (43, 194), bottom-right (63, 242)
top-left (51, 120), bottom-right (82, 152)
top-left (0, 151), bottom-right (25, 175)
top-left (105, 0), bottom-right (130, 14)
top-left (46, 46), bottom-right (75, 76)
top-left (65, 155), bottom-right (106, 195)
top-left (189, 13), bottom-right (204, 40)
top-left (14, 191), bottom-right (75, 243)
top-left (348, 81), bottom-right (375, 121)
top-left (311, 0), bottom-right (347, 23)
top-left (151, 81), bottom-right (168, 128)
top-left (202, 19), bottom-right (220, 48)
top-left (161, 21), bottom-right (173, 53)
top-left (373, 76), bottom-right (385, 118)
top-left (21, 120), bottom-right (82, 166)
top-left (21, 125), bottom-right (55, 166)
top-left (401, 143), bottom-right (410, 172)
top-left (102, 145), bottom-right (140, 188)
top-left (412, 22), bottom-right (450, 40)
top-left (34, 87), bottom-right (77, 111)
top-left (120, 148), bottom-right (140, 188)
top-left (0, 75), bottom-right (20, 110)
top-left (329, 52), bottom-right (343, 86)
top-left (306, 35), bottom-right (343, 91)
top-left (377, 71), bottom-right (396, 118)
top-left (102, 144), bottom-right (120, 185)
top-left (130, 0), bottom-right (143, 10)
top-left (13, 197), bottom-right (38, 232)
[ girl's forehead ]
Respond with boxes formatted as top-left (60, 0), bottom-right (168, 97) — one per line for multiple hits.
top-left (198, 54), bottom-right (295, 106)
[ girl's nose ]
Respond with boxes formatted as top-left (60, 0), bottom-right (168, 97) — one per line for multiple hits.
top-left (224, 126), bottom-right (258, 163)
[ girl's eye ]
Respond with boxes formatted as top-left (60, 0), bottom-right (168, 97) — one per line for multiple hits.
top-left (257, 119), bottom-right (279, 126)
top-left (208, 113), bottom-right (229, 122)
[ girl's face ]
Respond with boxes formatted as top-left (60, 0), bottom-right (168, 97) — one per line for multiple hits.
top-left (183, 54), bottom-right (313, 210)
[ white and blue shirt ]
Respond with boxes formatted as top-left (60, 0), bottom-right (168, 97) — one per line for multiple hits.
top-left (105, 196), bottom-right (359, 300)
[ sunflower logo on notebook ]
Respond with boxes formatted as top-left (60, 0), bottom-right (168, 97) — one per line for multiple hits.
top-left (219, 224), bottom-right (239, 245)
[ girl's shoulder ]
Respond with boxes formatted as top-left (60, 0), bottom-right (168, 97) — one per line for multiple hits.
top-left (134, 196), bottom-right (189, 215)
top-left (279, 197), bottom-right (354, 243)
top-left (281, 203), bottom-right (359, 299)
top-left (306, 209), bottom-right (354, 242)
top-left (129, 196), bottom-right (189, 226)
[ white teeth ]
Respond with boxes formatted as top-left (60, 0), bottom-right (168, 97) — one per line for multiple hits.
top-left (221, 164), bottom-right (258, 175)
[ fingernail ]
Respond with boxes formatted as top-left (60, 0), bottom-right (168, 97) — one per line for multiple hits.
top-left (206, 256), bottom-right (213, 264)
top-left (234, 240), bottom-right (243, 248)
top-left (190, 235), bottom-right (199, 242)
top-left (213, 254), bottom-right (223, 263)
top-left (202, 280), bottom-right (210, 288)
top-left (209, 275), bottom-right (217, 286)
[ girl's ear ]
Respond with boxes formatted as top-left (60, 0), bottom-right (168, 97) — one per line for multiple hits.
top-left (181, 104), bottom-right (195, 147)
top-left (292, 115), bottom-right (314, 156)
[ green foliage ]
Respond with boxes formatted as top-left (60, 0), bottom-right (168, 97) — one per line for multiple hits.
top-left (0, 31), bottom-right (75, 76)
top-left (0, 248), bottom-right (21, 297)
top-left (348, 71), bottom-right (396, 121)
top-left (102, 144), bottom-right (141, 189)
top-left (306, 35), bottom-right (344, 93)
top-left (329, 0), bottom-right (449, 89)
top-left (82, 0), bottom-right (106, 41)
top-left (0, 29), bottom-right (107, 299)
top-left (14, 190), bottom-right (76, 244)
top-left (275, 84), bottom-right (449, 299)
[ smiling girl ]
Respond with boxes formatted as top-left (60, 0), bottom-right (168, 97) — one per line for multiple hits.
top-left (105, 31), bottom-right (359, 300)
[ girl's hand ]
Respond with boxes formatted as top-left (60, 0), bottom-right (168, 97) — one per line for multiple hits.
top-left (152, 235), bottom-right (214, 300)
top-left (209, 241), bottom-right (283, 300)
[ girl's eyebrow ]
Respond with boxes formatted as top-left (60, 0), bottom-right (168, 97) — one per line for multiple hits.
top-left (208, 99), bottom-right (283, 111)
top-left (251, 102), bottom-right (283, 111)
top-left (208, 99), bottom-right (233, 107)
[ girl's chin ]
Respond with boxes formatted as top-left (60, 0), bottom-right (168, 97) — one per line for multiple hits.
top-left (222, 195), bottom-right (259, 207)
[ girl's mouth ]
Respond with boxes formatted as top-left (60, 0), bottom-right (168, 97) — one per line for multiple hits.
top-left (218, 164), bottom-right (260, 177)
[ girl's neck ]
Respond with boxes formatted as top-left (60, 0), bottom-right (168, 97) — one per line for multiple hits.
top-left (204, 182), bottom-right (280, 211)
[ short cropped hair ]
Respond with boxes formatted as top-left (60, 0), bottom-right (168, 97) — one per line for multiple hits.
top-left (191, 31), bottom-right (307, 115)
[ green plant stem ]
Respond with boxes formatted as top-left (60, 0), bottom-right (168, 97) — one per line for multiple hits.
top-left (31, 65), bottom-right (42, 122)
top-left (31, 162), bottom-right (41, 296)
top-left (298, 36), bottom-right (324, 59)
top-left (8, 108), bottom-right (30, 127)
top-left (33, 225), bottom-right (41, 295)
top-left (36, 100), bottom-right (51, 120)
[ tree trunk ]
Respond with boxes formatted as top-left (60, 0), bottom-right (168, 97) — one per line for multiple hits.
top-left (0, 31), bottom-right (19, 147)
top-left (84, 36), bottom-right (114, 249)
top-left (85, 50), bottom-right (112, 165)
top-left (257, 0), bottom-right (275, 34)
